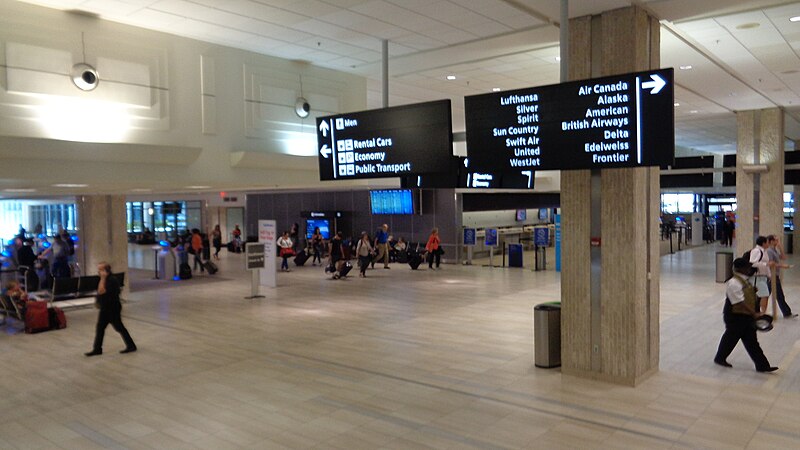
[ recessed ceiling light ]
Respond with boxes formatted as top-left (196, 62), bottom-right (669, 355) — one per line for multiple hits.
top-left (492, 88), bottom-right (501, 92)
top-left (554, 56), bottom-right (561, 62)
top-left (185, 185), bottom-right (211, 189)
top-left (736, 22), bottom-right (760, 29)
top-left (679, 65), bottom-right (692, 70)
top-left (689, 110), bottom-right (699, 114)
top-left (3, 188), bottom-right (36, 193)
top-left (131, 188), bottom-right (152, 192)
top-left (52, 183), bottom-right (88, 188)
top-left (790, 16), bottom-right (800, 22)
top-left (674, 102), bottom-right (680, 107)
top-left (446, 75), bottom-right (456, 80)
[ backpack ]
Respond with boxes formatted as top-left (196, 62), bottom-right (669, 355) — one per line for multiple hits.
top-left (742, 248), bottom-right (763, 263)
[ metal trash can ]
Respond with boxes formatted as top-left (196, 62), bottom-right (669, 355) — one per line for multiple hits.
top-left (716, 252), bottom-right (733, 283)
top-left (534, 302), bottom-right (561, 368)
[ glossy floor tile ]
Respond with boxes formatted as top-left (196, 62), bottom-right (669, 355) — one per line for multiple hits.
top-left (1, 243), bottom-right (799, 449)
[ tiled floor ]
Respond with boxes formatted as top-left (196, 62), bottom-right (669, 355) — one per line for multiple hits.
top-left (1, 243), bottom-right (799, 449)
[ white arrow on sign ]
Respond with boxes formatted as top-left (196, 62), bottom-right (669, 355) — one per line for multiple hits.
top-left (641, 74), bottom-right (666, 94)
top-left (319, 120), bottom-right (329, 137)
top-left (320, 145), bottom-right (331, 158)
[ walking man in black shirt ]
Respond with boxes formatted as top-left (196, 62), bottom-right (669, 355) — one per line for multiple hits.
top-left (85, 262), bottom-right (136, 356)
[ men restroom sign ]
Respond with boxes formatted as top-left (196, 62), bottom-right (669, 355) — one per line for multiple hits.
top-left (316, 100), bottom-right (454, 181)
top-left (464, 68), bottom-right (674, 171)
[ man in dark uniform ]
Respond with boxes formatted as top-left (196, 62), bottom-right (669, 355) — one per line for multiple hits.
top-left (85, 262), bottom-right (136, 356)
top-left (714, 258), bottom-right (777, 372)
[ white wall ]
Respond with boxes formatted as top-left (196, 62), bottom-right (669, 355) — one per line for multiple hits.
top-left (0, 0), bottom-right (367, 194)
top-left (462, 209), bottom-right (551, 229)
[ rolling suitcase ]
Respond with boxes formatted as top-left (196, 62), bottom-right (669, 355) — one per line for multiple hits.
top-left (25, 301), bottom-right (50, 334)
top-left (49, 306), bottom-right (67, 330)
top-left (336, 261), bottom-right (353, 279)
top-left (203, 260), bottom-right (218, 275)
top-left (294, 250), bottom-right (309, 266)
top-left (179, 263), bottom-right (193, 279)
top-left (409, 253), bottom-right (424, 270)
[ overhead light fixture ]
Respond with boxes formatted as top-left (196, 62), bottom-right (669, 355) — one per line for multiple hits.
top-left (736, 22), bottom-right (760, 29)
top-left (679, 65), bottom-right (692, 70)
top-left (131, 188), bottom-right (152, 192)
top-left (446, 75), bottom-right (456, 80)
top-left (294, 74), bottom-right (310, 118)
top-left (689, 110), bottom-right (698, 114)
top-left (492, 88), bottom-right (501, 92)
top-left (52, 183), bottom-right (88, 188)
top-left (554, 56), bottom-right (561, 62)
top-left (789, 16), bottom-right (800, 22)
top-left (185, 185), bottom-right (211, 189)
top-left (3, 188), bottom-right (36, 193)
top-left (674, 102), bottom-right (680, 107)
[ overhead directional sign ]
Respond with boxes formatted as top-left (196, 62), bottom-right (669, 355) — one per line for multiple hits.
top-left (464, 68), bottom-right (674, 171)
top-left (316, 100), bottom-right (454, 181)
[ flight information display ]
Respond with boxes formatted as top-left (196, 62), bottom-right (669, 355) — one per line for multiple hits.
top-left (316, 100), bottom-right (453, 181)
top-left (464, 68), bottom-right (674, 171)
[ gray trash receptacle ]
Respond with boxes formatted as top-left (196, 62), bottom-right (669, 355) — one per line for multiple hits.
top-left (534, 302), bottom-right (561, 368)
top-left (716, 252), bottom-right (733, 283)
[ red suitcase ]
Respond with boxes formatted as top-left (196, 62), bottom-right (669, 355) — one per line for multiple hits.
top-left (49, 306), bottom-right (67, 330)
top-left (25, 301), bottom-right (50, 334)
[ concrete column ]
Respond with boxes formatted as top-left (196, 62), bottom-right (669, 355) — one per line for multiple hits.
top-left (735, 108), bottom-right (784, 257)
top-left (561, 6), bottom-right (660, 386)
top-left (77, 195), bottom-right (129, 294)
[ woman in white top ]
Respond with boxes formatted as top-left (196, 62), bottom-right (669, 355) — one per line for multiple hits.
top-left (356, 232), bottom-right (374, 278)
top-left (277, 231), bottom-right (293, 272)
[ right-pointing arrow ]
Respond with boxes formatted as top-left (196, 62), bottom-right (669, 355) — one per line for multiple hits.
top-left (641, 74), bottom-right (666, 94)
top-left (320, 145), bottom-right (331, 158)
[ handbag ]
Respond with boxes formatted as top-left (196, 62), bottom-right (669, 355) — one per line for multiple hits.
top-left (280, 247), bottom-right (295, 257)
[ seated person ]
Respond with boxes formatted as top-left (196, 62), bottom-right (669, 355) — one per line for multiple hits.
top-left (4, 280), bottom-right (29, 315)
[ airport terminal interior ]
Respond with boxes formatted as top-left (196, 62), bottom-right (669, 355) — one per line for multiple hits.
top-left (2, 0), bottom-right (800, 448)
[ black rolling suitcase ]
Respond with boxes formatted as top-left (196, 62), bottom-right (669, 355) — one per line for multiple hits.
top-left (203, 260), bottom-right (218, 274)
top-left (179, 263), bottom-right (192, 279)
top-left (294, 250), bottom-right (309, 266)
top-left (409, 253), bottom-right (424, 270)
top-left (336, 261), bottom-right (353, 278)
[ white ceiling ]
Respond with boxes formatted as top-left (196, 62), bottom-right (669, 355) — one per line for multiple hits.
top-left (11, 0), bottom-right (800, 158)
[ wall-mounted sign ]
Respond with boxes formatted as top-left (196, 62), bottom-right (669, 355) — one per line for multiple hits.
top-left (465, 68), bottom-right (674, 171)
top-left (316, 100), bottom-right (454, 180)
top-left (534, 227), bottom-right (549, 247)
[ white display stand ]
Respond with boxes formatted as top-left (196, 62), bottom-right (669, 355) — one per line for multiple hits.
top-left (258, 220), bottom-right (277, 288)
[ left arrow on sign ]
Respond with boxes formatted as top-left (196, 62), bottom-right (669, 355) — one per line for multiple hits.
top-left (320, 145), bottom-right (331, 158)
top-left (319, 121), bottom-right (329, 137)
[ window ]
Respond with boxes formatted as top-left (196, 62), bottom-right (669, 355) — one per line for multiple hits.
top-left (661, 193), bottom-right (695, 214)
top-left (126, 200), bottom-right (202, 239)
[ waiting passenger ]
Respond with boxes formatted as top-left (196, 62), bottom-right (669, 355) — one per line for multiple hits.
top-left (191, 229), bottom-right (205, 273)
top-left (277, 231), bottom-right (293, 272)
top-left (211, 225), bottom-right (222, 260)
top-left (356, 232), bottom-right (374, 278)
top-left (40, 234), bottom-right (70, 278)
top-left (310, 227), bottom-right (324, 266)
top-left (425, 228), bottom-right (442, 270)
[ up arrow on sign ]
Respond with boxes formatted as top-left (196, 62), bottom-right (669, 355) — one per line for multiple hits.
top-left (641, 74), bottom-right (666, 94)
top-left (319, 144), bottom-right (331, 158)
top-left (319, 120), bottom-right (329, 137)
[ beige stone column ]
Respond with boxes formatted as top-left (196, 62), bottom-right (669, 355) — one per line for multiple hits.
top-left (561, 6), bottom-right (661, 386)
top-left (77, 195), bottom-right (129, 294)
top-left (735, 108), bottom-right (784, 257)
